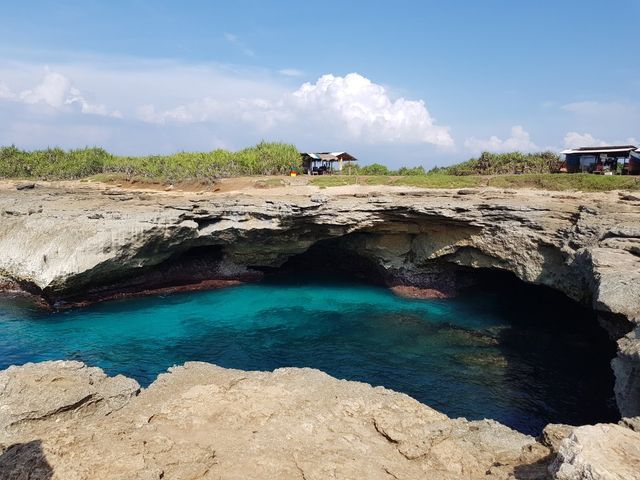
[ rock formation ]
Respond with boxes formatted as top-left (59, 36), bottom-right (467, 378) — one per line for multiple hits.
top-left (1, 181), bottom-right (639, 418)
top-left (0, 360), bottom-right (552, 479)
top-left (1, 361), bottom-right (638, 480)
top-left (1, 181), bottom-right (640, 478)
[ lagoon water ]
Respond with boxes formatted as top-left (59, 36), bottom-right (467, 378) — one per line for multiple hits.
top-left (0, 274), bottom-right (618, 435)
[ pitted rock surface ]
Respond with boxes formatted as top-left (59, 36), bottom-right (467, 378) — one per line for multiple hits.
top-left (0, 361), bottom-right (550, 480)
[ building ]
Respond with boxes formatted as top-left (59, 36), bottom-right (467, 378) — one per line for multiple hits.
top-left (561, 145), bottom-right (637, 174)
top-left (300, 152), bottom-right (358, 175)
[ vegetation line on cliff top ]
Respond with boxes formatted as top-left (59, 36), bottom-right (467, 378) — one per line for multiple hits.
top-left (310, 173), bottom-right (640, 191)
top-left (1, 144), bottom-right (640, 191)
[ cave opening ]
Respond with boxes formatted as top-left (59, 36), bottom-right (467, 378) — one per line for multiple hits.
top-left (254, 236), bottom-right (621, 433)
top-left (1, 235), bottom-right (621, 435)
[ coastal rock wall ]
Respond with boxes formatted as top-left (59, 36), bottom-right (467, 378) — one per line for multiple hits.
top-left (1, 183), bottom-right (640, 417)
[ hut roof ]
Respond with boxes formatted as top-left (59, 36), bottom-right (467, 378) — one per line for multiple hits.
top-left (561, 145), bottom-right (637, 155)
top-left (301, 152), bottom-right (358, 162)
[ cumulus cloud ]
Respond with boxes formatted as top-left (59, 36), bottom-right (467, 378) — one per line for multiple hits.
top-left (2, 72), bottom-right (121, 118)
top-left (291, 73), bottom-right (453, 146)
top-left (563, 132), bottom-right (639, 149)
top-left (136, 72), bottom-right (454, 147)
top-left (0, 82), bottom-right (15, 100)
top-left (0, 59), bottom-right (455, 162)
top-left (563, 132), bottom-right (607, 149)
top-left (464, 126), bottom-right (538, 153)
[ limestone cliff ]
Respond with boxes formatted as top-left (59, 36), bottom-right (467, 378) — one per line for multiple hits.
top-left (1, 181), bottom-right (639, 419)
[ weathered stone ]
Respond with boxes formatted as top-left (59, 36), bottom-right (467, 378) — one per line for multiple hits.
top-left (0, 360), bottom-right (140, 431)
top-left (0, 182), bottom-right (639, 417)
top-left (620, 416), bottom-right (640, 432)
top-left (549, 423), bottom-right (640, 480)
top-left (612, 328), bottom-right (640, 418)
top-left (542, 423), bottom-right (574, 452)
top-left (0, 361), bottom-right (550, 480)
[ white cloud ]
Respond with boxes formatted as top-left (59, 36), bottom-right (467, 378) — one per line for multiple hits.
top-left (224, 33), bottom-right (255, 57)
top-left (563, 132), bottom-right (639, 149)
top-left (464, 126), bottom-right (538, 153)
top-left (290, 73), bottom-right (454, 146)
top-left (563, 132), bottom-right (607, 149)
top-left (2, 71), bottom-right (121, 118)
top-left (135, 72), bottom-right (454, 147)
top-left (562, 101), bottom-right (637, 116)
top-left (278, 68), bottom-right (303, 77)
top-left (0, 58), bottom-right (454, 162)
top-left (0, 82), bottom-right (15, 100)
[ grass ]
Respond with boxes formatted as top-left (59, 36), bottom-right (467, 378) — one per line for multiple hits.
top-left (310, 173), bottom-right (640, 192)
top-left (0, 142), bottom-right (301, 183)
top-left (3, 143), bottom-right (640, 192)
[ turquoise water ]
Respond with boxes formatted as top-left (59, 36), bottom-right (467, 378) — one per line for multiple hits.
top-left (0, 275), bottom-right (617, 434)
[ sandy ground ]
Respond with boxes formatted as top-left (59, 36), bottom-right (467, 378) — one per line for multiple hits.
top-left (0, 176), bottom-right (632, 206)
top-left (0, 176), bottom-right (428, 198)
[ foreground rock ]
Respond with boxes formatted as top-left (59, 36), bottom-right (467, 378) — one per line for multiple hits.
top-left (550, 424), bottom-right (640, 480)
top-left (0, 181), bottom-right (639, 416)
top-left (0, 360), bottom-right (139, 432)
top-left (0, 361), bottom-right (554, 480)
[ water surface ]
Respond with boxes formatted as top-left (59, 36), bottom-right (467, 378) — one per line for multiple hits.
top-left (0, 274), bottom-right (617, 434)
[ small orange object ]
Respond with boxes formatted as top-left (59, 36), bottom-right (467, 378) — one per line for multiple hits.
top-left (290, 171), bottom-right (297, 177)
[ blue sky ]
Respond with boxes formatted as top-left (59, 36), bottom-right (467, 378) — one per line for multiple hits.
top-left (0, 0), bottom-right (638, 167)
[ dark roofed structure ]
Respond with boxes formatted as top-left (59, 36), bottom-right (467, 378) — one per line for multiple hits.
top-left (561, 145), bottom-right (637, 174)
top-left (300, 151), bottom-right (358, 175)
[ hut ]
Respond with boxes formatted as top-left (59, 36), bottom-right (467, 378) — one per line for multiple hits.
top-left (561, 145), bottom-right (637, 174)
top-left (300, 152), bottom-right (358, 175)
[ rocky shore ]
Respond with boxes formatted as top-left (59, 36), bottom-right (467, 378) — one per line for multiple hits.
top-left (1, 179), bottom-right (640, 478)
top-left (1, 360), bottom-right (638, 480)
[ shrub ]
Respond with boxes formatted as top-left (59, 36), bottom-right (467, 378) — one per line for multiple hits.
top-left (360, 163), bottom-right (390, 175)
top-left (430, 151), bottom-right (562, 176)
top-left (0, 142), bottom-right (301, 182)
top-left (396, 165), bottom-right (426, 176)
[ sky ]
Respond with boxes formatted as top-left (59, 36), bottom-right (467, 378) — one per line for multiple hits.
top-left (0, 0), bottom-right (638, 167)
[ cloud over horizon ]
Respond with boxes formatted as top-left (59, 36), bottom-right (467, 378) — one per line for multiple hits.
top-left (1, 71), bottom-right (121, 118)
top-left (0, 56), bottom-right (635, 167)
top-left (134, 73), bottom-right (454, 147)
top-left (464, 126), bottom-right (538, 153)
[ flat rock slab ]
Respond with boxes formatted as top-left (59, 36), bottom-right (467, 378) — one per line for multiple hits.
top-left (0, 361), bottom-right (550, 480)
top-left (0, 360), bottom-right (140, 431)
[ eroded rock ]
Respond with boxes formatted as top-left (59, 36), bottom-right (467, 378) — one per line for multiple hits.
top-left (549, 423), bottom-right (640, 480)
top-left (0, 184), bottom-right (639, 419)
top-left (0, 360), bottom-right (140, 431)
top-left (0, 361), bottom-right (550, 480)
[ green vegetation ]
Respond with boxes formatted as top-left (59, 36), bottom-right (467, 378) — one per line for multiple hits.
top-left (2, 144), bottom-right (639, 192)
top-left (310, 150), bottom-right (640, 192)
top-left (311, 173), bottom-right (640, 192)
top-left (429, 151), bottom-right (562, 176)
top-left (0, 142), bottom-right (300, 183)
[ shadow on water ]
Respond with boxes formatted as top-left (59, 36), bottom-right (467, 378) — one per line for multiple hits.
top-left (0, 440), bottom-right (53, 480)
top-left (461, 269), bottom-right (619, 433)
